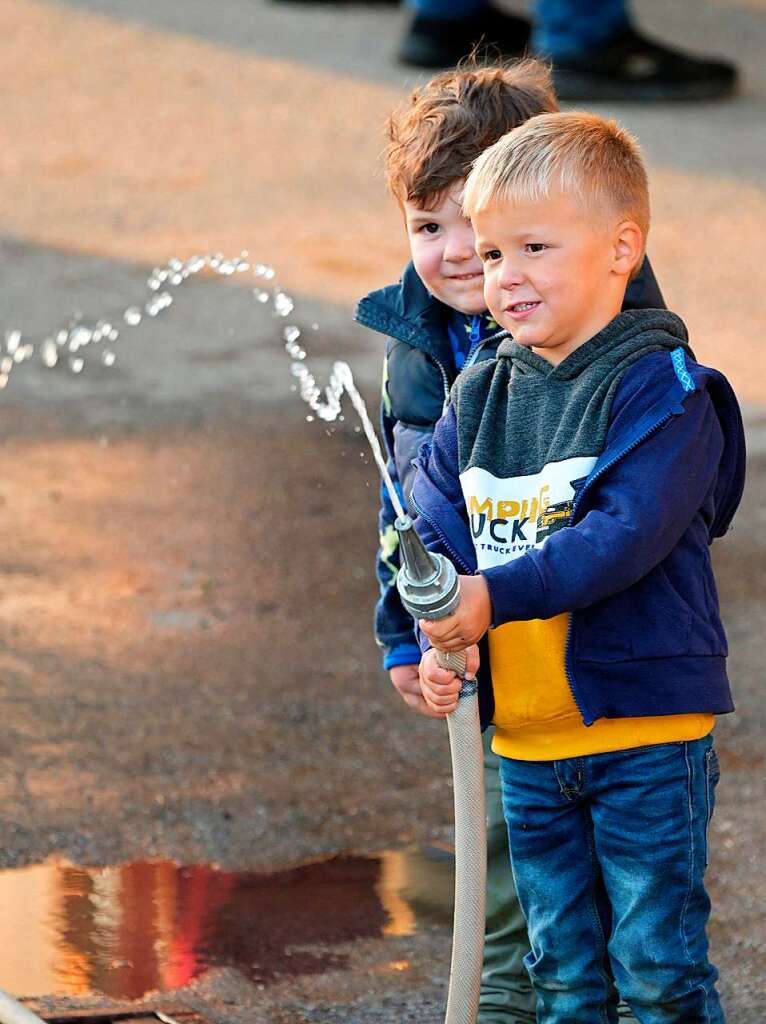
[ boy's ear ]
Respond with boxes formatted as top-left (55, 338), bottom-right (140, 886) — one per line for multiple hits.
top-left (611, 220), bottom-right (644, 277)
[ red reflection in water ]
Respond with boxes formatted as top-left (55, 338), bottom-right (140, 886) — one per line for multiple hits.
top-left (0, 856), bottom-right (388, 999)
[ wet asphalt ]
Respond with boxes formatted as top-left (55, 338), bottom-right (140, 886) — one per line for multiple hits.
top-left (0, 0), bottom-right (764, 1021)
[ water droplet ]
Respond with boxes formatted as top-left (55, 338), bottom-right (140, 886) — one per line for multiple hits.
top-left (354, 425), bottom-right (362, 434)
top-left (41, 339), bottom-right (58, 368)
top-left (263, 266), bottom-right (276, 280)
top-left (108, 328), bottom-right (120, 342)
top-left (311, 323), bottom-right (319, 331)
top-left (102, 351), bottom-right (116, 367)
top-left (1, 357), bottom-right (13, 375)
top-left (124, 307), bottom-right (142, 326)
top-left (254, 289), bottom-right (269, 304)
top-left (146, 292), bottom-right (173, 317)
top-left (306, 415), bottom-right (314, 423)
top-left (70, 326), bottom-right (93, 350)
top-left (283, 325), bottom-right (301, 343)
top-left (69, 357), bottom-right (84, 374)
top-left (274, 292), bottom-right (294, 317)
top-left (5, 330), bottom-right (21, 354)
top-left (56, 330), bottom-right (69, 345)
top-left (170, 273), bottom-right (183, 286)
top-left (168, 258), bottom-right (183, 272)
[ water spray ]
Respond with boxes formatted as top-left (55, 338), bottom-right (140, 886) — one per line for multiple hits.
top-left (0, 251), bottom-right (291, 390)
top-left (395, 515), bottom-right (486, 1024)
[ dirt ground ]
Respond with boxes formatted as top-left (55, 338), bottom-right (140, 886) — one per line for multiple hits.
top-left (1, 305), bottom-right (764, 1020)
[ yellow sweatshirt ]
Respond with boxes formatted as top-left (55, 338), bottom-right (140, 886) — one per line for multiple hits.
top-left (489, 614), bottom-right (713, 761)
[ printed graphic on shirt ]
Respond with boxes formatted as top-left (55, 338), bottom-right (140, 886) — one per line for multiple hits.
top-left (460, 457), bottom-right (597, 570)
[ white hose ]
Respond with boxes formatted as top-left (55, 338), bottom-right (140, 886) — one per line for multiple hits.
top-left (438, 651), bottom-right (487, 1024)
top-left (0, 991), bottom-right (47, 1024)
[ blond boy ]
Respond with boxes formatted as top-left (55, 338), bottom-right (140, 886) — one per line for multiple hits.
top-left (416, 112), bottom-right (744, 1021)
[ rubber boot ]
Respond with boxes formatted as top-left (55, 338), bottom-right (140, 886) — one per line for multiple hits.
top-left (478, 728), bottom-right (536, 1024)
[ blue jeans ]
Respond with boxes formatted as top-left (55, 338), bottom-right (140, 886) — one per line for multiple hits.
top-left (406, 1), bottom-right (630, 58)
top-left (499, 737), bottom-right (725, 1023)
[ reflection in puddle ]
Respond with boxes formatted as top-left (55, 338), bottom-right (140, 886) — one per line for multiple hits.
top-left (0, 848), bottom-right (453, 999)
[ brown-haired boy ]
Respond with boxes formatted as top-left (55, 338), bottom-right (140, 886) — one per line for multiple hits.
top-left (354, 63), bottom-right (661, 1022)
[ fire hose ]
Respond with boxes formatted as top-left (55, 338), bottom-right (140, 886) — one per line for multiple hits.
top-left (0, 991), bottom-right (47, 1024)
top-left (395, 515), bottom-right (486, 1024)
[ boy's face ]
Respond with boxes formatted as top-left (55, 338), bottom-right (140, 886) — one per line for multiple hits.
top-left (404, 182), bottom-right (486, 315)
top-left (473, 191), bottom-right (636, 365)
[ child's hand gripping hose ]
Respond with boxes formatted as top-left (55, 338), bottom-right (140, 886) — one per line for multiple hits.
top-left (395, 515), bottom-right (486, 1024)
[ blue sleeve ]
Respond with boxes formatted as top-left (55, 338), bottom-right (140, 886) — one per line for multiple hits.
top-left (374, 354), bottom-right (422, 669)
top-left (482, 390), bottom-right (724, 624)
top-left (411, 405), bottom-right (470, 655)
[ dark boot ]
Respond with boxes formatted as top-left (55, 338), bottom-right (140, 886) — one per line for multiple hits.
top-left (551, 26), bottom-right (738, 102)
top-left (399, 7), bottom-right (531, 70)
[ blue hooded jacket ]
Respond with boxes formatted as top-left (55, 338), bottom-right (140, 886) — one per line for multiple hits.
top-left (355, 257), bottom-right (667, 670)
top-left (411, 317), bottom-right (746, 729)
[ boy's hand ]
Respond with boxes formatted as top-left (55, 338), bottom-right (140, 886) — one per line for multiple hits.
top-left (389, 663), bottom-right (444, 719)
top-left (419, 645), bottom-right (480, 716)
top-left (419, 574), bottom-right (492, 651)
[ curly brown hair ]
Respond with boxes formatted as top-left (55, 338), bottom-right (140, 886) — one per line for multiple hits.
top-left (386, 58), bottom-right (558, 210)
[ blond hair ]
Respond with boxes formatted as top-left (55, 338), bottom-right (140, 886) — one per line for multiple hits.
top-left (463, 111), bottom-right (650, 247)
top-left (385, 58), bottom-right (558, 209)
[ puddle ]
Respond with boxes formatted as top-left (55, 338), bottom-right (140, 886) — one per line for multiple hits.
top-left (0, 848), bottom-right (454, 999)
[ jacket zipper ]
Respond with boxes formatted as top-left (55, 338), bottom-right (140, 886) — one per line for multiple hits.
top-left (435, 357), bottom-right (451, 408)
top-left (464, 325), bottom-right (511, 372)
top-left (410, 494), bottom-right (473, 575)
top-left (563, 407), bottom-right (678, 724)
top-left (468, 314), bottom-right (481, 344)
top-left (437, 326), bottom-right (514, 410)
